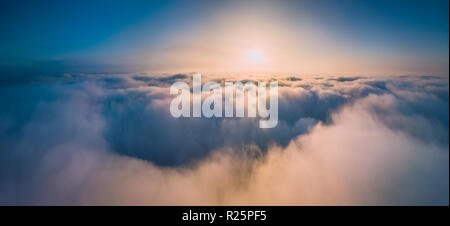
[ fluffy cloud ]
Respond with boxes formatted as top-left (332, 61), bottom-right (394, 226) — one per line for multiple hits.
top-left (0, 73), bottom-right (448, 205)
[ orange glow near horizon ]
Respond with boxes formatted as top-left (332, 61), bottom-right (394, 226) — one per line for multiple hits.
top-left (138, 2), bottom-right (448, 76)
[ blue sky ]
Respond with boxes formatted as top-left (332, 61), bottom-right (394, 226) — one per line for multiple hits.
top-left (0, 0), bottom-right (448, 75)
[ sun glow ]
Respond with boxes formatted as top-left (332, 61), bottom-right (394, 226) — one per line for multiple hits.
top-left (247, 49), bottom-right (264, 63)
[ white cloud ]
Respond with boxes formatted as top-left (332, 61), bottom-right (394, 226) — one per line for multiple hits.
top-left (0, 74), bottom-right (448, 205)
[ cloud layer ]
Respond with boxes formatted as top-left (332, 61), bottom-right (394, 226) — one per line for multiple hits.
top-left (0, 73), bottom-right (448, 205)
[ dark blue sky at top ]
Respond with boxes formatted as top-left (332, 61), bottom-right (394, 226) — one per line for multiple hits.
top-left (0, 0), bottom-right (448, 75)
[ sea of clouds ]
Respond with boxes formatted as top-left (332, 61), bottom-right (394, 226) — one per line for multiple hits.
top-left (0, 73), bottom-right (448, 205)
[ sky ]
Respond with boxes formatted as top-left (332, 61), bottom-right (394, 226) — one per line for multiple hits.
top-left (0, 0), bottom-right (448, 76)
top-left (0, 0), bottom-right (448, 205)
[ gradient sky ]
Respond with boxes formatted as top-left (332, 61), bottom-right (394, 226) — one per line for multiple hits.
top-left (0, 0), bottom-right (448, 76)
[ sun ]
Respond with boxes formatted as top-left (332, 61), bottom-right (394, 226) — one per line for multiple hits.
top-left (247, 49), bottom-right (264, 63)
